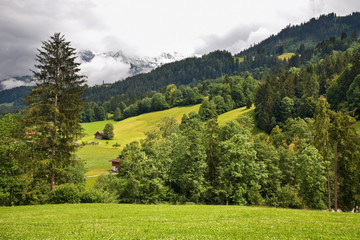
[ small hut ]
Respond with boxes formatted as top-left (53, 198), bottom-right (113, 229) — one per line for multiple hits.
top-left (109, 158), bottom-right (121, 173)
top-left (94, 131), bottom-right (104, 139)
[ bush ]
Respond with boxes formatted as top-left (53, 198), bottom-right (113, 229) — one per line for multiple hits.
top-left (48, 183), bottom-right (81, 204)
top-left (276, 185), bottom-right (304, 208)
top-left (80, 188), bottom-right (117, 203)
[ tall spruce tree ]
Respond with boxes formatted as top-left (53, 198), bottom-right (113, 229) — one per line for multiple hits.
top-left (24, 33), bottom-right (86, 191)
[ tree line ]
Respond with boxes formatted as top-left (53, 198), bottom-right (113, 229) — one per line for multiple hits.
top-left (91, 101), bottom-right (359, 210)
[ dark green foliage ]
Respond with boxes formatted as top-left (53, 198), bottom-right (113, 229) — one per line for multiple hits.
top-left (313, 96), bottom-right (332, 209)
top-left (217, 126), bottom-right (263, 205)
top-left (80, 188), bottom-right (115, 203)
top-left (347, 74), bottom-right (360, 116)
top-left (204, 117), bottom-right (220, 185)
top-left (213, 95), bottom-right (227, 115)
top-left (113, 107), bottom-right (121, 121)
top-left (23, 33), bottom-right (86, 191)
top-left (296, 145), bottom-right (326, 209)
top-left (103, 123), bottom-right (114, 140)
top-left (236, 13), bottom-right (360, 57)
top-left (0, 114), bottom-right (27, 206)
top-left (151, 93), bottom-right (169, 111)
top-left (83, 50), bottom-right (235, 104)
top-left (117, 141), bottom-right (171, 203)
top-left (198, 99), bottom-right (212, 121)
top-left (254, 46), bottom-right (356, 133)
top-left (279, 97), bottom-right (294, 124)
top-left (48, 183), bottom-right (81, 204)
top-left (137, 97), bottom-right (152, 114)
top-left (94, 105), bottom-right (106, 121)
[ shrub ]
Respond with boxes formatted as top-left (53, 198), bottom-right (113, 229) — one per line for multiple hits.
top-left (48, 183), bottom-right (81, 204)
top-left (80, 188), bottom-right (117, 203)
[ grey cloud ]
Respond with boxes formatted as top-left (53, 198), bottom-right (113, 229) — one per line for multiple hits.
top-left (195, 25), bottom-right (263, 55)
top-left (310, 0), bottom-right (360, 15)
top-left (0, 78), bottom-right (35, 90)
top-left (0, 0), bottom-right (103, 79)
top-left (80, 55), bottom-right (132, 86)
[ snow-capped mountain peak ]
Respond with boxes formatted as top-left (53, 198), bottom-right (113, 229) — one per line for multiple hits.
top-left (77, 50), bottom-right (192, 86)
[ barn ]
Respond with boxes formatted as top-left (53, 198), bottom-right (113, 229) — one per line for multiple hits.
top-left (109, 158), bottom-right (121, 173)
top-left (94, 131), bottom-right (104, 139)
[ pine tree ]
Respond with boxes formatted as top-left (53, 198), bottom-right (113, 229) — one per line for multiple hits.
top-left (24, 33), bottom-right (86, 191)
top-left (114, 107), bottom-right (122, 121)
top-left (103, 123), bottom-right (114, 140)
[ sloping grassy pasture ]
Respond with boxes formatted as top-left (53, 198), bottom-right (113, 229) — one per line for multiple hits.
top-left (78, 105), bottom-right (200, 176)
top-left (78, 105), bottom-right (258, 177)
top-left (278, 52), bottom-right (296, 60)
top-left (0, 204), bottom-right (359, 239)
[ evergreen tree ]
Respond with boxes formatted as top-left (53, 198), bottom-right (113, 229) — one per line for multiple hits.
top-left (103, 123), bottom-right (114, 140)
top-left (24, 33), bottom-right (86, 191)
top-left (94, 105), bottom-right (106, 121)
top-left (204, 115), bottom-right (220, 186)
top-left (351, 29), bottom-right (358, 41)
top-left (114, 107), bottom-right (122, 121)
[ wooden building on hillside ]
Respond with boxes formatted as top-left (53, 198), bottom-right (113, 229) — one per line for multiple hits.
top-left (94, 131), bottom-right (104, 139)
top-left (109, 158), bottom-right (121, 173)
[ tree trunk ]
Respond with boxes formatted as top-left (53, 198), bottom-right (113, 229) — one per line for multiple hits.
top-left (9, 187), bottom-right (13, 206)
top-left (334, 141), bottom-right (338, 211)
top-left (50, 170), bottom-right (55, 191)
top-left (327, 169), bottom-right (331, 210)
top-left (50, 93), bottom-right (58, 191)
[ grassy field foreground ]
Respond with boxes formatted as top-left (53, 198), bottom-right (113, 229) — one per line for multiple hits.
top-left (0, 204), bottom-right (359, 239)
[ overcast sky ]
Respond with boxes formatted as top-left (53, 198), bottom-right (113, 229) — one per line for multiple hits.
top-left (1, 0), bottom-right (360, 85)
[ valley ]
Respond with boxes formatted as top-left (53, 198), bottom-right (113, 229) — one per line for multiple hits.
top-left (79, 104), bottom-right (257, 178)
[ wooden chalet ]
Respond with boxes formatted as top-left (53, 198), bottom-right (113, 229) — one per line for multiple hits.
top-left (94, 131), bottom-right (104, 139)
top-left (109, 158), bottom-right (121, 173)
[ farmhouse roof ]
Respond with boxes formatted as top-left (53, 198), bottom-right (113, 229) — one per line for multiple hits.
top-left (109, 158), bottom-right (121, 163)
top-left (95, 131), bottom-right (104, 135)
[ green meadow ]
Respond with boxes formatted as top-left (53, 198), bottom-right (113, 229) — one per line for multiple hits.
top-left (78, 105), bottom-right (201, 176)
top-left (1, 204), bottom-right (359, 239)
top-left (78, 105), bottom-right (256, 177)
top-left (233, 56), bottom-right (244, 63)
top-left (278, 52), bottom-right (296, 60)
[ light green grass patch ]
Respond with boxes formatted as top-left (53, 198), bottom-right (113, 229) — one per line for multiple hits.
top-left (278, 52), bottom-right (296, 60)
top-left (356, 121), bottom-right (360, 133)
top-left (218, 106), bottom-right (262, 135)
top-left (0, 102), bottom-right (14, 107)
top-left (85, 176), bottom-right (98, 189)
top-left (79, 104), bottom-right (264, 179)
top-left (79, 105), bottom-right (200, 175)
top-left (233, 57), bottom-right (244, 63)
top-left (0, 204), bottom-right (359, 239)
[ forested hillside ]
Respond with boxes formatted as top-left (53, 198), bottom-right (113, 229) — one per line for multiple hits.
top-left (236, 12), bottom-right (360, 57)
top-left (1, 12), bottom-right (359, 114)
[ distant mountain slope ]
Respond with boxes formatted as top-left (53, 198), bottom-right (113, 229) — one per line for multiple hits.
top-left (0, 76), bottom-right (34, 91)
top-left (2, 12), bottom-right (360, 113)
top-left (78, 50), bottom-right (191, 85)
top-left (236, 12), bottom-right (360, 57)
top-left (83, 50), bottom-right (235, 103)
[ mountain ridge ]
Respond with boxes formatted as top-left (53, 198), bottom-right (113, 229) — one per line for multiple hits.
top-left (78, 50), bottom-right (192, 85)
